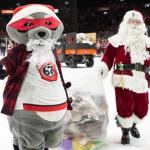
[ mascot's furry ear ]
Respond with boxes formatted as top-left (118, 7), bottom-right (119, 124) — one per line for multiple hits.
top-left (6, 4), bottom-right (64, 44)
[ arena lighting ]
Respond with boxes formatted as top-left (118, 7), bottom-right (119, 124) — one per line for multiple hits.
top-left (0, 9), bottom-right (59, 14)
top-left (97, 6), bottom-right (109, 11)
top-left (64, 1), bottom-right (69, 5)
top-left (103, 11), bottom-right (108, 15)
top-left (145, 3), bottom-right (150, 8)
top-left (1, 9), bottom-right (13, 14)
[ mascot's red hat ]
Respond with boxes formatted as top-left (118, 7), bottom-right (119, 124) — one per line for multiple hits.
top-left (6, 4), bottom-right (64, 44)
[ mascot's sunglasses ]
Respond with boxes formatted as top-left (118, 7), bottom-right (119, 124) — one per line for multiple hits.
top-left (9, 17), bottom-right (60, 31)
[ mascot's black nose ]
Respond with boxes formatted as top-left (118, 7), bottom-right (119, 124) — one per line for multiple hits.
top-left (37, 31), bottom-right (46, 38)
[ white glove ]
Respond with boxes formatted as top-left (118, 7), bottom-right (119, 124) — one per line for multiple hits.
top-left (98, 67), bottom-right (104, 76)
top-left (97, 62), bottom-right (109, 79)
top-left (95, 67), bottom-right (108, 79)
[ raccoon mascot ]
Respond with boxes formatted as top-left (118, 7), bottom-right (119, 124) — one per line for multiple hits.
top-left (0, 4), bottom-right (71, 150)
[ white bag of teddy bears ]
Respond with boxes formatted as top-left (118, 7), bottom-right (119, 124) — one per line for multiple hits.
top-left (61, 69), bottom-right (109, 150)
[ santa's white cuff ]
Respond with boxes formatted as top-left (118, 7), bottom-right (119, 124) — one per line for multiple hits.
top-left (117, 115), bottom-right (133, 128)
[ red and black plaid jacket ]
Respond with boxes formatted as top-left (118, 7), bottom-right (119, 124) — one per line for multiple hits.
top-left (0, 44), bottom-right (31, 115)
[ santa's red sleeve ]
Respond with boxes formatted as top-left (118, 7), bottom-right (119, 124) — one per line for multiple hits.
top-left (98, 43), bottom-right (116, 78)
top-left (101, 43), bottom-right (116, 70)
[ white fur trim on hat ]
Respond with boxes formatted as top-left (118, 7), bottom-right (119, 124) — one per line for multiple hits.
top-left (8, 4), bottom-right (61, 25)
top-left (123, 10), bottom-right (144, 23)
top-left (112, 73), bottom-right (148, 93)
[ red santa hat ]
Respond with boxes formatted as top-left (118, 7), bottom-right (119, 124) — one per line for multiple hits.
top-left (6, 4), bottom-right (64, 44)
top-left (123, 10), bottom-right (144, 23)
top-left (8, 4), bottom-right (61, 25)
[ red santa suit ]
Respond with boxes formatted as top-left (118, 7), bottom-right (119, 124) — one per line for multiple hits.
top-left (101, 33), bottom-right (150, 128)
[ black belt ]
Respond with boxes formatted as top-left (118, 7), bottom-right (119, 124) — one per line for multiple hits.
top-left (115, 63), bottom-right (150, 74)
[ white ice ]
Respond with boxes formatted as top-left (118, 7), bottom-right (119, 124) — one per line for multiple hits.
top-left (0, 56), bottom-right (150, 150)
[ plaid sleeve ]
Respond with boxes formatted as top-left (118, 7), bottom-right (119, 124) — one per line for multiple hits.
top-left (0, 47), bottom-right (18, 75)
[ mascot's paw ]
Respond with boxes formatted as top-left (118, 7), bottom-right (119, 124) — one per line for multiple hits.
top-left (65, 82), bottom-right (71, 88)
top-left (0, 64), bottom-right (7, 80)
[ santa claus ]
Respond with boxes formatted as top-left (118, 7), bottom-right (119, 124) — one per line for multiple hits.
top-left (0, 4), bottom-right (71, 150)
top-left (99, 10), bottom-right (150, 144)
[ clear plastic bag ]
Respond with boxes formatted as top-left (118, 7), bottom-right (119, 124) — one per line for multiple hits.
top-left (61, 69), bottom-right (109, 150)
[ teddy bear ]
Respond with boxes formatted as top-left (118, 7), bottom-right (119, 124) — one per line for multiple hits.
top-left (0, 4), bottom-right (71, 150)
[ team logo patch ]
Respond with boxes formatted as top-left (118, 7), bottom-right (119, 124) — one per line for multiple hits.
top-left (38, 62), bottom-right (58, 81)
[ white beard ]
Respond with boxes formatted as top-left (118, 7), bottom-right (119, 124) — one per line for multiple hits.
top-left (118, 22), bottom-right (149, 64)
top-left (26, 38), bottom-right (56, 65)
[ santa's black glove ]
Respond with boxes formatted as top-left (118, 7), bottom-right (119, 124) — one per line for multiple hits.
top-left (0, 64), bottom-right (7, 80)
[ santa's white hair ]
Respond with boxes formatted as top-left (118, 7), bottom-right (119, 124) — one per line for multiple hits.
top-left (26, 38), bottom-right (57, 65)
top-left (118, 10), bottom-right (149, 64)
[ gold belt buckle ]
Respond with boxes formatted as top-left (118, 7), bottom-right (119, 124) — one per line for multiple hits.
top-left (135, 63), bottom-right (141, 71)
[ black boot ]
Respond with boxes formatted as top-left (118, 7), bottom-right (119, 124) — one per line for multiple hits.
top-left (121, 128), bottom-right (130, 145)
top-left (130, 123), bottom-right (140, 138)
top-left (44, 148), bottom-right (49, 150)
top-left (13, 144), bottom-right (20, 150)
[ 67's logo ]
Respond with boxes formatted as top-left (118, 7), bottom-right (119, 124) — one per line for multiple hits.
top-left (38, 62), bottom-right (58, 82)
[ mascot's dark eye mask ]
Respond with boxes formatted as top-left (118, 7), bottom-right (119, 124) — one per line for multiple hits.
top-left (9, 17), bottom-right (60, 31)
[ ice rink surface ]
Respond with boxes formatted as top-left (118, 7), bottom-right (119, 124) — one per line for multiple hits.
top-left (0, 56), bottom-right (150, 150)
